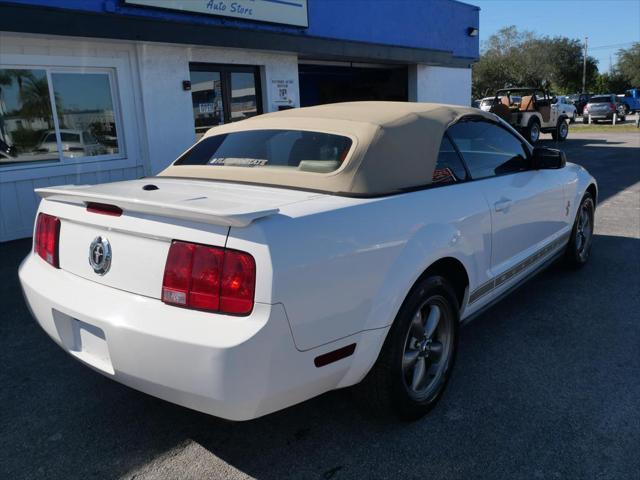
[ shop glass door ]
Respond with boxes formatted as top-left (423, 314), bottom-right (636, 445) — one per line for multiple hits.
top-left (189, 64), bottom-right (262, 139)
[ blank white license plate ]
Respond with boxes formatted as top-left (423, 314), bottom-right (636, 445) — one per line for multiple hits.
top-left (52, 310), bottom-right (114, 375)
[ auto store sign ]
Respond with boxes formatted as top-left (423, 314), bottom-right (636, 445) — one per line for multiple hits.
top-left (125, 0), bottom-right (308, 27)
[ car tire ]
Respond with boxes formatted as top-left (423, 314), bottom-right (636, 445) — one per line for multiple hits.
top-left (552, 119), bottom-right (569, 141)
top-left (524, 118), bottom-right (541, 143)
top-left (622, 104), bottom-right (630, 115)
top-left (356, 276), bottom-right (459, 420)
top-left (565, 193), bottom-right (595, 269)
top-left (582, 117), bottom-right (589, 124)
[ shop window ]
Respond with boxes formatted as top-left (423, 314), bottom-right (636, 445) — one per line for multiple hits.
top-left (189, 64), bottom-right (262, 139)
top-left (0, 68), bottom-right (122, 166)
top-left (51, 72), bottom-right (120, 158)
top-left (0, 69), bottom-right (57, 164)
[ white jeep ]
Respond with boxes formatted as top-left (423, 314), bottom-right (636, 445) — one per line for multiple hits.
top-left (489, 88), bottom-right (570, 143)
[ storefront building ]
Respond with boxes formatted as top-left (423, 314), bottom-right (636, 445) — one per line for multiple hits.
top-left (0, 0), bottom-right (479, 241)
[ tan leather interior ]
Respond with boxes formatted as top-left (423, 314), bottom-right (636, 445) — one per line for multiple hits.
top-left (520, 95), bottom-right (534, 111)
top-left (501, 96), bottom-right (511, 107)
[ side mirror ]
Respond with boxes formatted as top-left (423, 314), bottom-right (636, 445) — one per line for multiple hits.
top-left (532, 147), bottom-right (566, 169)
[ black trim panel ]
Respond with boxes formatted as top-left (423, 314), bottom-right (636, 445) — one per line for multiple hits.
top-left (0, 3), bottom-right (475, 67)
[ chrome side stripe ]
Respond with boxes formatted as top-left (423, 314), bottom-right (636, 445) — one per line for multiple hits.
top-left (468, 232), bottom-right (571, 305)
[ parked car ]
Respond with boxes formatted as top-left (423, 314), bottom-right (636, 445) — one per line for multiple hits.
top-left (568, 93), bottom-right (592, 115)
top-left (479, 95), bottom-right (521, 112)
top-left (34, 129), bottom-right (107, 158)
top-left (19, 102), bottom-right (597, 421)
top-left (488, 87), bottom-right (570, 143)
top-left (583, 94), bottom-right (626, 123)
top-left (618, 88), bottom-right (640, 114)
top-left (479, 96), bottom-right (497, 111)
top-left (552, 95), bottom-right (578, 123)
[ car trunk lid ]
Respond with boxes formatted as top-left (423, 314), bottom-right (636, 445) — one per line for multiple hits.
top-left (36, 178), bottom-right (322, 299)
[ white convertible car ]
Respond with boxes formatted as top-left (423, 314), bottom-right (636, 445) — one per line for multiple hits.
top-left (19, 102), bottom-right (597, 420)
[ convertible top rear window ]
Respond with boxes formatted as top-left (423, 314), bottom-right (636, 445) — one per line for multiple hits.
top-left (175, 129), bottom-right (352, 174)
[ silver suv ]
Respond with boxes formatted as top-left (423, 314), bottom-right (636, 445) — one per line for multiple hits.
top-left (583, 95), bottom-right (626, 123)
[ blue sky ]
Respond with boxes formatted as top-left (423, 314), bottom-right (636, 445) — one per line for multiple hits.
top-left (468, 0), bottom-right (640, 72)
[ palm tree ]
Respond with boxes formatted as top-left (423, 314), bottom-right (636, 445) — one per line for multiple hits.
top-left (15, 71), bottom-right (55, 129)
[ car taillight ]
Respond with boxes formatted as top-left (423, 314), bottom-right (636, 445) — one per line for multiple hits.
top-left (220, 249), bottom-right (256, 314)
top-left (34, 213), bottom-right (60, 268)
top-left (610, 103), bottom-right (616, 111)
top-left (162, 241), bottom-right (255, 315)
top-left (86, 202), bottom-right (123, 216)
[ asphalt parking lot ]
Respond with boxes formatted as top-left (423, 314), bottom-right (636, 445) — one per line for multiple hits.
top-left (1, 131), bottom-right (638, 479)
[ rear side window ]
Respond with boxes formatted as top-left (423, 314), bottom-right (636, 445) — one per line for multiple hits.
top-left (447, 119), bottom-right (529, 179)
top-left (432, 135), bottom-right (467, 184)
top-left (175, 129), bottom-right (352, 174)
top-left (60, 133), bottom-right (80, 143)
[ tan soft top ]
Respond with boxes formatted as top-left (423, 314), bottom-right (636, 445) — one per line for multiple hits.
top-left (160, 101), bottom-right (495, 196)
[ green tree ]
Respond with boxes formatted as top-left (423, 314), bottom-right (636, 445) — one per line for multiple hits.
top-left (594, 71), bottom-right (631, 94)
top-left (472, 26), bottom-right (599, 98)
top-left (616, 43), bottom-right (640, 87)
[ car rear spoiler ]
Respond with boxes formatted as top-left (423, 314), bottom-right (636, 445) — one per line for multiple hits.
top-left (35, 186), bottom-right (279, 228)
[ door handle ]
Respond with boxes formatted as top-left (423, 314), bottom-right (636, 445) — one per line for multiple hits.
top-left (494, 199), bottom-right (513, 212)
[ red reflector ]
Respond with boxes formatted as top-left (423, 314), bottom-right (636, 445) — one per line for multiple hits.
top-left (314, 343), bottom-right (357, 368)
top-left (162, 241), bottom-right (255, 315)
top-left (86, 202), bottom-right (123, 217)
top-left (34, 213), bottom-right (60, 268)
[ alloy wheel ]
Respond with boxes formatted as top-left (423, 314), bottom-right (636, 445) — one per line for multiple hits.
top-left (575, 203), bottom-right (593, 260)
top-left (402, 298), bottom-right (452, 398)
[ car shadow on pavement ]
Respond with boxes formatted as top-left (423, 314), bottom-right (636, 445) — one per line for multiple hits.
top-left (1, 232), bottom-right (639, 479)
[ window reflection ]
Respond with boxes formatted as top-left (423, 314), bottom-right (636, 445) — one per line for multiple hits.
top-left (190, 71), bottom-right (225, 140)
top-left (51, 72), bottom-right (119, 158)
top-left (230, 72), bottom-right (258, 122)
top-left (0, 69), bottom-right (58, 164)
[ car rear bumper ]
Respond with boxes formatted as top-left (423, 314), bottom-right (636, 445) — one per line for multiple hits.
top-left (586, 111), bottom-right (617, 119)
top-left (19, 253), bottom-right (368, 420)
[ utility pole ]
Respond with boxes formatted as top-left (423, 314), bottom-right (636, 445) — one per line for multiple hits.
top-left (582, 36), bottom-right (588, 93)
top-left (609, 54), bottom-right (612, 73)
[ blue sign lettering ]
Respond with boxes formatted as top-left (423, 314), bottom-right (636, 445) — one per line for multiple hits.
top-left (230, 2), bottom-right (254, 16)
top-left (206, 1), bottom-right (227, 12)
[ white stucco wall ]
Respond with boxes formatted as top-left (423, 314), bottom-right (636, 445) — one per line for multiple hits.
top-left (408, 65), bottom-right (472, 107)
top-left (136, 43), bottom-right (300, 174)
